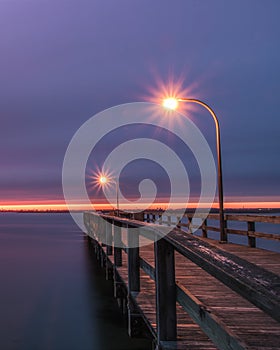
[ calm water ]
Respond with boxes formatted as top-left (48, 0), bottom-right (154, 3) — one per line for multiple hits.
top-left (0, 213), bottom-right (151, 350)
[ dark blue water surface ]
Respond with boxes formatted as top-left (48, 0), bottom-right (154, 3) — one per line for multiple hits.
top-left (0, 213), bottom-right (151, 350)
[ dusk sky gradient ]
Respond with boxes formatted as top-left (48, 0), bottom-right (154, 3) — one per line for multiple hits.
top-left (1, 0), bottom-right (280, 208)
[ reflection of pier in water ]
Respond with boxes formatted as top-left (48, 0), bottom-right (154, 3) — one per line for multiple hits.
top-left (84, 211), bottom-right (280, 350)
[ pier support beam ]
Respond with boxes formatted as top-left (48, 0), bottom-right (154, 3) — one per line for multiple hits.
top-left (128, 226), bottom-right (140, 293)
top-left (114, 221), bottom-right (122, 267)
top-left (127, 225), bottom-right (142, 337)
top-left (154, 238), bottom-right (177, 344)
top-left (127, 295), bottom-right (147, 338)
top-left (106, 219), bottom-right (113, 255)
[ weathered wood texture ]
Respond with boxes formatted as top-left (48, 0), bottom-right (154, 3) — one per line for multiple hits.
top-left (84, 212), bottom-right (280, 350)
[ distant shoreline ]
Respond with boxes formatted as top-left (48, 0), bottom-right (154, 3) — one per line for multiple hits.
top-left (1, 208), bottom-right (280, 214)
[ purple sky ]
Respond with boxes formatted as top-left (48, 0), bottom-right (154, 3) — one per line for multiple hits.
top-left (1, 0), bottom-right (280, 206)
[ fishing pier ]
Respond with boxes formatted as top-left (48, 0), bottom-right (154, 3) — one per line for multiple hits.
top-left (84, 211), bottom-right (280, 350)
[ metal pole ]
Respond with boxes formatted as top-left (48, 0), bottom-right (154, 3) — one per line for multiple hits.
top-left (179, 98), bottom-right (227, 242)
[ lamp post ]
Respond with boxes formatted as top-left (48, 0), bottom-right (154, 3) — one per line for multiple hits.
top-left (163, 97), bottom-right (226, 242)
top-left (99, 175), bottom-right (120, 216)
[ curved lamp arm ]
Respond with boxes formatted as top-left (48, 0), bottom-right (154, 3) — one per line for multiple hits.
top-left (178, 98), bottom-right (226, 242)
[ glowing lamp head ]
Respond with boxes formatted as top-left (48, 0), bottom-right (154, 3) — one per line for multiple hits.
top-left (99, 176), bottom-right (108, 185)
top-left (163, 97), bottom-right (179, 110)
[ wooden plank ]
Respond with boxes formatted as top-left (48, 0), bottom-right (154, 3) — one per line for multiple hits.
top-left (182, 212), bottom-right (280, 224)
top-left (139, 256), bottom-right (248, 349)
top-left (100, 212), bottom-right (280, 244)
top-left (140, 257), bottom-right (155, 280)
top-left (177, 222), bottom-right (189, 228)
top-left (86, 213), bottom-right (280, 323)
top-left (197, 238), bottom-right (280, 274)
top-left (86, 219), bottom-right (280, 349)
top-left (205, 225), bottom-right (220, 232)
top-left (249, 231), bottom-right (280, 241)
top-left (225, 214), bottom-right (280, 224)
top-left (225, 228), bottom-right (248, 236)
top-left (164, 230), bottom-right (280, 323)
top-left (224, 228), bottom-right (280, 241)
top-left (176, 282), bottom-right (247, 350)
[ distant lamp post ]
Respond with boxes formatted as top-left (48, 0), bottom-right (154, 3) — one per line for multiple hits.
top-left (98, 175), bottom-right (120, 216)
top-left (162, 97), bottom-right (226, 242)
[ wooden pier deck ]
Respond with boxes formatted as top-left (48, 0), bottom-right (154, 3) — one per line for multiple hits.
top-left (84, 212), bottom-right (280, 350)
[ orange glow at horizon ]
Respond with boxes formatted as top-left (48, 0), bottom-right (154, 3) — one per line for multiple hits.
top-left (1, 200), bottom-right (279, 211)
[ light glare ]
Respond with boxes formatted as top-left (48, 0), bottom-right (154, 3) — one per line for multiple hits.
top-left (99, 176), bottom-right (108, 184)
top-left (163, 97), bottom-right (179, 110)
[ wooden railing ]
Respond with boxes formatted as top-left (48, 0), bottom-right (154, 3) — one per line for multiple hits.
top-left (142, 211), bottom-right (280, 248)
top-left (84, 211), bottom-right (280, 350)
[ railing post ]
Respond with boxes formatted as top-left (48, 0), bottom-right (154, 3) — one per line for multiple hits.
top-left (92, 215), bottom-right (98, 240)
top-left (89, 215), bottom-right (96, 239)
top-left (248, 221), bottom-right (256, 248)
top-left (159, 215), bottom-right (162, 225)
top-left (106, 219), bottom-right (113, 255)
top-left (99, 244), bottom-right (105, 268)
top-left (127, 225), bottom-right (140, 293)
top-left (221, 215), bottom-right (228, 242)
top-left (113, 221), bottom-right (125, 310)
top-left (127, 225), bottom-right (142, 337)
top-left (176, 216), bottom-right (181, 229)
top-left (167, 215), bottom-right (171, 226)
top-left (202, 218), bottom-right (208, 238)
top-left (188, 215), bottom-right (193, 233)
top-left (97, 215), bottom-right (103, 241)
top-left (154, 238), bottom-right (177, 343)
top-left (114, 221), bottom-right (122, 267)
top-left (105, 219), bottom-right (113, 280)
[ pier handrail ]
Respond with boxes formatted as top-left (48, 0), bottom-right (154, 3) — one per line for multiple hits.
top-left (84, 211), bottom-right (280, 350)
top-left (141, 211), bottom-right (280, 247)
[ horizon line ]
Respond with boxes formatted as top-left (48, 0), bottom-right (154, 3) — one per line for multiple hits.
top-left (1, 200), bottom-right (280, 211)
